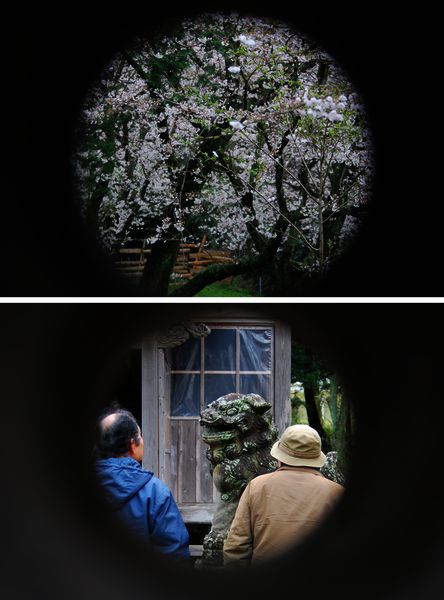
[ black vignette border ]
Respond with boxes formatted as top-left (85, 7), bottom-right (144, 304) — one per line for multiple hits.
top-left (1, 302), bottom-right (444, 599)
top-left (5, 3), bottom-right (439, 296)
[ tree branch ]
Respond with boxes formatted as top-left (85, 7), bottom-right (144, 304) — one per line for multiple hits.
top-left (121, 50), bottom-right (151, 85)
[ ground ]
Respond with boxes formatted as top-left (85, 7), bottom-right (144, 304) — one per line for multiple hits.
top-left (169, 276), bottom-right (261, 297)
top-left (195, 282), bottom-right (257, 297)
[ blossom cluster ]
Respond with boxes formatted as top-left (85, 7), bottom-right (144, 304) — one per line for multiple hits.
top-left (301, 94), bottom-right (347, 121)
top-left (74, 12), bottom-right (373, 274)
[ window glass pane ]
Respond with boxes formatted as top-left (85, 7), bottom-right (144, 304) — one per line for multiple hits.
top-left (240, 329), bottom-right (272, 371)
top-left (240, 374), bottom-right (270, 400)
top-left (171, 374), bottom-right (200, 416)
top-left (171, 337), bottom-right (200, 371)
top-left (204, 329), bottom-right (236, 371)
top-left (204, 374), bottom-right (236, 407)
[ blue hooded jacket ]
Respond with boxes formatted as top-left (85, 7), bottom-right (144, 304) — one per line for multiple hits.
top-left (96, 457), bottom-right (190, 558)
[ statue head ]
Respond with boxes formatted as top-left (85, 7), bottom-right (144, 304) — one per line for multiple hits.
top-left (200, 393), bottom-right (278, 500)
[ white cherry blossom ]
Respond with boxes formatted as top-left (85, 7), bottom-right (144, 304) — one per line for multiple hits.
top-left (74, 13), bottom-right (373, 277)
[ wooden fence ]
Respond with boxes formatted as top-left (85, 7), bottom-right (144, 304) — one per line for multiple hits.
top-left (114, 236), bottom-right (234, 281)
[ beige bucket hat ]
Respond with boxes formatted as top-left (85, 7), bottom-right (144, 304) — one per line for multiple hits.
top-left (270, 424), bottom-right (326, 467)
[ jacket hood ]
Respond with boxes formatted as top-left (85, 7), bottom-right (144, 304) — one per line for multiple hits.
top-left (96, 457), bottom-right (153, 509)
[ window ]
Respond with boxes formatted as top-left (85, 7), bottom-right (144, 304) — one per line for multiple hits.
top-left (170, 326), bottom-right (273, 417)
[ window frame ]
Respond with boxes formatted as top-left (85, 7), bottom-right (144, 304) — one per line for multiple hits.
top-left (169, 323), bottom-right (274, 419)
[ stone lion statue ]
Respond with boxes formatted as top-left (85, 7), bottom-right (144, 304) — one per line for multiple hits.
top-left (198, 392), bottom-right (279, 567)
top-left (320, 450), bottom-right (346, 486)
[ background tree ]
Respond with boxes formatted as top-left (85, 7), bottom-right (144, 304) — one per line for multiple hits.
top-left (74, 13), bottom-right (373, 295)
top-left (291, 340), bottom-right (352, 476)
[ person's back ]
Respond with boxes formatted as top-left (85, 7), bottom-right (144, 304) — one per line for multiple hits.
top-left (223, 424), bottom-right (344, 566)
top-left (94, 406), bottom-right (190, 560)
top-left (224, 465), bottom-right (343, 564)
top-left (96, 456), bottom-right (190, 557)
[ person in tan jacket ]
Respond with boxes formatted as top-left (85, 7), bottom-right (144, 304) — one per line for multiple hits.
top-left (223, 424), bottom-right (344, 566)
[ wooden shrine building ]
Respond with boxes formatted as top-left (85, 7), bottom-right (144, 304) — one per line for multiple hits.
top-left (120, 306), bottom-right (292, 529)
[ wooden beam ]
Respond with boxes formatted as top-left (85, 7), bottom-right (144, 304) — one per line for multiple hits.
top-left (141, 335), bottom-right (159, 475)
top-left (189, 545), bottom-right (203, 557)
top-left (189, 251), bottom-right (231, 258)
top-left (197, 234), bottom-right (207, 254)
top-left (115, 260), bottom-right (147, 266)
top-left (115, 265), bottom-right (145, 272)
top-left (118, 248), bottom-right (151, 254)
top-left (178, 503), bottom-right (216, 524)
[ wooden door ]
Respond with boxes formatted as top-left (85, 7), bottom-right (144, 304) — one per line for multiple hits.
top-left (158, 346), bottom-right (215, 523)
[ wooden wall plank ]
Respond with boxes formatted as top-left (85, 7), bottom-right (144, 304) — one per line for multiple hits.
top-left (158, 349), bottom-right (166, 483)
top-left (274, 321), bottom-right (292, 434)
top-left (141, 334), bottom-right (159, 474)
top-left (178, 420), bottom-right (197, 504)
top-left (196, 431), bottom-right (213, 504)
top-left (170, 420), bottom-right (179, 502)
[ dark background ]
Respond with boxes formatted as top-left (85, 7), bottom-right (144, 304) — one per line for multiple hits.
top-left (3, 2), bottom-right (443, 599)
top-left (2, 303), bottom-right (444, 599)
top-left (4, 2), bottom-right (438, 296)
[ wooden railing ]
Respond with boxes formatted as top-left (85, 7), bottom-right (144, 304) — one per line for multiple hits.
top-left (114, 236), bottom-right (234, 280)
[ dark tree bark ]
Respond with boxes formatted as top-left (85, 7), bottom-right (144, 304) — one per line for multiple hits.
top-left (317, 60), bottom-right (329, 85)
top-left (140, 239), bottom-right (181, 296)
top-left (339, 395), bottom-right (354, 477)
top-left (84, 191), bottom-right (105, 237)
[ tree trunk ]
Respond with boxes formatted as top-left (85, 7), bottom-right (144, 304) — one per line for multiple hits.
top-left (327, 374), bottom-right (339, 430)
top-left (303, 382), bottom-right (331, 453)
top-left (335, 393), bottom-right (353, 478)
top-left (140, 239), bottom-right (180, 295)
top-left (318, 198), bottom-right (324, 272)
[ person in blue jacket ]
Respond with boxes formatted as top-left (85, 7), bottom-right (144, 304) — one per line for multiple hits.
top-left (95, 406), bottom-right (190, 560)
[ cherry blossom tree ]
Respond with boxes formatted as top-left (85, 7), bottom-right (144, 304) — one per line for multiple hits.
top-left (74, 12), bottom-right (373, 295)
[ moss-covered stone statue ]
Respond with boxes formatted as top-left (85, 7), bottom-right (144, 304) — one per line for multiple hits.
top-left (320, 450), bottom-right (346, 486)
top-left (199, 393), bottom-right (279, 567)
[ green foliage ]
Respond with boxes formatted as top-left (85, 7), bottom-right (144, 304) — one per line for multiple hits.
top-left (291, 341), bottom-right (331, 388)
top-left (148, 49), bottom-right (191, 88)
top-left (194, 281), bottom-right (258, 296)
top-left (291, 340), bottom-right (351, 464)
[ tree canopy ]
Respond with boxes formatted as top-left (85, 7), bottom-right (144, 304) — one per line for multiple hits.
top-left (291, 341), bottom-right (352, 477)
top-left (74, 13), bottom-right (373, 295)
